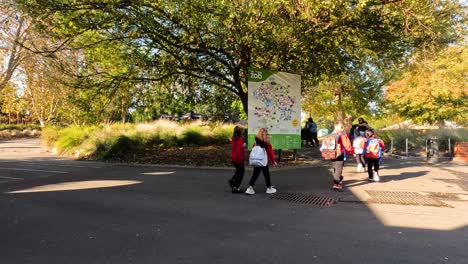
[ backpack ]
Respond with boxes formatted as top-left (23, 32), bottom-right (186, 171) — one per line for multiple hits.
top-left (365, 138), bottom-right (382, 159)
top-left (321, 133), bottom-right (352, 160)
top-left (353, 136), bottom-right (366, 153)
top-left (249, 146), bottom-right (267, 167)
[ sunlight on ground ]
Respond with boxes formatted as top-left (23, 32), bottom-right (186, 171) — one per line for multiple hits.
top-left (142, 171), bottom-right (176, 176)
top-left (349, 188), bottom-right (468, 231)
top-left (6, 180), bottom-right (142, 194)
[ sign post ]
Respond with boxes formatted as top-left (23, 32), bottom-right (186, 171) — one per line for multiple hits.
top-left (247, 68), bottom-right (301, 151)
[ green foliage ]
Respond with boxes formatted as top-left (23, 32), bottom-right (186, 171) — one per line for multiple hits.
top-left (40, 127), bottom-right (59, 146)
top-left (54, 125), bottom-right (99, 154)
top-left (14, 0), bottom-right (463, 120)
top-left (386, 46), bottom-right (468, 125)
top-left (181, 127), bottom-right (208, 146)
top-left (42, 121), bottom-right (234, 160)
top-left (100, 135), bottom-right (142, 160)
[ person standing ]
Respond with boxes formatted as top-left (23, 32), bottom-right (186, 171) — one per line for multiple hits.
top-left (245, 128), bottom-right (277, 195)
top-left (357, 117), bottom-right (369, 134)
top-left (228, 126), bottom-right (246, 193)
top-left (320, 122), bottom-right (353, 190)
top-left (364, 128), bottom-right (385, 182)
top-left (306, 117), bottom-right (319, 146)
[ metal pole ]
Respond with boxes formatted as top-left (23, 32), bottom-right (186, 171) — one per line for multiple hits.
top-left (448, 138), bottom-right (451, 159)
top-left (390, 138), bottom-right (394, 154)
top-left (293, 149), bottom-right (297, 161)
top-left (425, 139), bottom-right (428, 155)
top-left (278, 149), bottom-right (282, 162)
top-left (406, 138), bottom-right (409, 157)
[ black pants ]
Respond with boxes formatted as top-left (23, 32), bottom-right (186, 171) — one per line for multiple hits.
top-left (366, 158), bottom-right (380, 179)
top-left (231, 161), bottom-right (245, 188)
top-left (311, 132), bottom-right (319, 146)
top-left (249, 166), bottom-right (272, 187)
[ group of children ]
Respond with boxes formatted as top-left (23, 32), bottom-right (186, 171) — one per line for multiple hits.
top-left (228, 117), bottom-right (385, 194)
top-left (321, 120), bottom-right (385, 190)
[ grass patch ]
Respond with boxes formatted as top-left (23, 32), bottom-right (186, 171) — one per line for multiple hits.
top-left (42, 120), bottom-right (236, 160)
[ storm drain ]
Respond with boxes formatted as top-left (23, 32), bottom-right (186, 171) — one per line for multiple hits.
top-left (270, 192), bottom-right (338, 207)
top-left (366, 190), bottom-right (452, 207)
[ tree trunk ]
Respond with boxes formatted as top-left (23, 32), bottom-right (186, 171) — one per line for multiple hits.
top-left (239, 90), bottom-right (248, 117)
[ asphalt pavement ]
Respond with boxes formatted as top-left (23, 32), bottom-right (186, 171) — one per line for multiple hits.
top-left (0, 138), bottom-right (467, 264)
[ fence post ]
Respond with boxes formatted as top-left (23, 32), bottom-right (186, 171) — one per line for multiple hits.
top-left (448, 138), bottom-right (451, 159)
top-left (390, 138), bottom-right (394, 154)
top-left (405, 138), bottom-right (409, 157)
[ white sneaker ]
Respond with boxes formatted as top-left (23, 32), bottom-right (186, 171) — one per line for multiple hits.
top-left (266, 186), bottom-right (277, 194)
top-left (245, 186), bottom-right (255, 195)
top-left (361, 166), bottom-right (366, 172)
top-left (356, 164), bottom-right (362, 172)
top-left (373, 171), bottom-right (380, 182)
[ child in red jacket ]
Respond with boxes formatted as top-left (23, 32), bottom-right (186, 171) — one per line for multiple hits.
top-left (228, 126), bottom-right (246, 193)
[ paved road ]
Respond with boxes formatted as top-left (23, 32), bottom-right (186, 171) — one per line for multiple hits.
top-left (0, 139), bottom-right (467, 264)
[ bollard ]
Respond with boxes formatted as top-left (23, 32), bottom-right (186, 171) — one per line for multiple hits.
top-left (405, 138), bottom-right (409, 157)
top-left (390, 138), bottom-right (394, 154)
top-left (448, 138), bottom-right (451, 159)
top-left (426, 137), bottom-right (439, 163)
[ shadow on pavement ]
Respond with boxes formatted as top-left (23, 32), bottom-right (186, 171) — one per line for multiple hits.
top-left (0, 140), bottom-right (467, 263)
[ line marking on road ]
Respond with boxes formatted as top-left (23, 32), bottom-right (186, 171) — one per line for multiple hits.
top-left (0, 161), bottom-right (102, 169)
top-left (0, 176), bottom-right (24, 180)
top-left (0, 167), bottom-right (68, 174)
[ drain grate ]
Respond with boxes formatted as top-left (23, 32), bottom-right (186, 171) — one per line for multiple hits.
top-left (366, 190), bottom-right (452, 207)
top-left (270, 192), bottom-right (338, 207)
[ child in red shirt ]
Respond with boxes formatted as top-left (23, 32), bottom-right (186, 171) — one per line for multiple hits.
top-left (228, 126), bottom-right (246, 193)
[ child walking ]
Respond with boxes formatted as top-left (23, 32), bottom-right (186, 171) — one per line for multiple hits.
top-left (353, 131), bottom-right (367, 172)
top-left (245, 128), bottom-right (277, 195)
top-left (228, 126), bottom-right (246, 193)
top-left (364, 128), bottom-right (385, 182)
top-left (320, 122), bottom-right (353, 190)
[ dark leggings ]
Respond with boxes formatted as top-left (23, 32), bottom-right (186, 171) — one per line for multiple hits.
top-left (231, 161), bottom-right (245, 188)
top-left (311, 132), bottom-right (319, 146)
top-left (249, 166), bottom-right (272, 187)
top-left (366, 158), bottom-right (380, 179)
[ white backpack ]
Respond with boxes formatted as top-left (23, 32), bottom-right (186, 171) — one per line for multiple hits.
top-left (249, 146), bottom-right (267, 167)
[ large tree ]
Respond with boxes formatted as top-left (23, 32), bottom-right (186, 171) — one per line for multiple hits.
top-left (385, 45), bottom-right (467, 125)
top-left (0, 0), bottom-right (31, 92)
top-left (15, 0), bottom-right (464, 116)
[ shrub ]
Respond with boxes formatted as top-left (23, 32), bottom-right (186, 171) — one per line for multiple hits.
top-left (0, 124), bottom-right (41, 131)
top-left (181, 127), bottom-right (208, 146)
top-left (40, 121), bottom-right (240, 160)
top-left (41, 127), bottom-right (59, 147)
top-left (101, 135), bottom-right (142, 160)
top-left (54, 125), bottom-right (99, 154)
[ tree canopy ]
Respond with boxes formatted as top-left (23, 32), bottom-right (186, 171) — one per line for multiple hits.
top-left (14, 0), bottom-right (464, 114)
top-left (386, 45), bottom-right (467, 125)
top-left (0, 0), bottom-right (464, 126)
